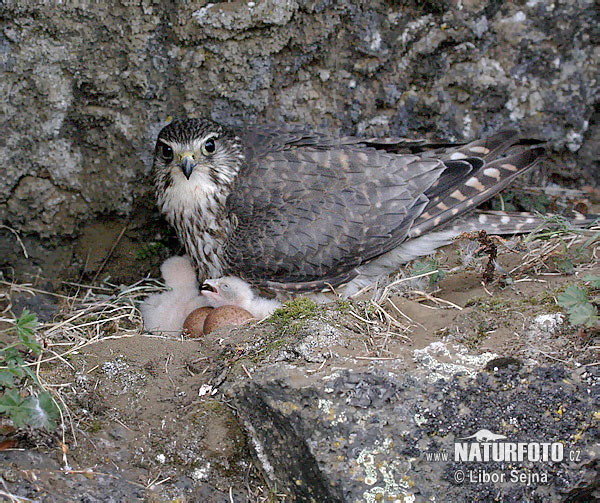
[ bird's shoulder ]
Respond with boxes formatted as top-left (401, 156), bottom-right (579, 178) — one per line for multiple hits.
top-left (227, 126), bottom-right (443, 217)
top-left (234, 124), bottom-right (356, 157)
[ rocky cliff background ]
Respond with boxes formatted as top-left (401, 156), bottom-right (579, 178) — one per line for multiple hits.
top-left (0, 0), bottom-right (598, 280)
top-left (1, 2), bottom-right (599, 501)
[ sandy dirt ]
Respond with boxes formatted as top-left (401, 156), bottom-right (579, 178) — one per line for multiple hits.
top-left (0, 230), bottom-right (598, 501)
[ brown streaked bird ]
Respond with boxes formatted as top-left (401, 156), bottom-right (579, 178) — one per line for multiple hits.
top-left (151, 119), bottom-right (545, 296)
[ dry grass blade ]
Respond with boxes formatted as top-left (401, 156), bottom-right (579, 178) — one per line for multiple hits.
top-left (343, 297), bottom-right (412, 358)
top-left (91, 223), bottom-right (128, 284)
top-left (377, 270), bottom-right (440, 304)
top-left (0, 280), bottom-right (72, 300)
top-left (511, 223), bottom-right (599, 276)
top-left (408, 290), bottom-right (463, 310)
top-left (0, 277), bottom-right (171, 444)
top-left (0, 224), bottom-right (29, 259)
top-left (349, 269), bottom-right (440, 300)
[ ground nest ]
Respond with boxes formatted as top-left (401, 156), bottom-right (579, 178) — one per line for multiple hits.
top-left (0, 219), bottom-right (598, 501)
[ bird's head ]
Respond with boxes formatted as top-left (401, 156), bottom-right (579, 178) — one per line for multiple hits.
top-left (201, 276), bottom-right (254, 309)
top-left (151, 118), bottom-right (243, 208)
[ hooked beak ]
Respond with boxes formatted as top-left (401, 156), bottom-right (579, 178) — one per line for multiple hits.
top-left (180, 154), bottom-right (197, 180)
top-left (201, 279), bottom-right (218, 294)
top-left (201, 279), bottom-right (224, 307)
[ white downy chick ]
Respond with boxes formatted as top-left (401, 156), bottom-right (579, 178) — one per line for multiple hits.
top-left (160, 255), bottom-right (200, 290)
top-left (140, 256), bottom-right (209, 335)
top-left (201, 276), bottom-right (281, 319)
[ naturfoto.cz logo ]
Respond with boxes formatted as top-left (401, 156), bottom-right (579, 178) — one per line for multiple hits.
top-left (454, 429), bottom-right (564, 463)
top-left (423, 428), bottom-right (582, 486)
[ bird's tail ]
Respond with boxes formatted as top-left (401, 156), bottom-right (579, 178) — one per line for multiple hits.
top-left (388, 210), bottom-right (596, 265)
top-left (454, 210), bottom-right (596, 234)
top-left (411, 140), bottom-right (545, 238)
top-left (344, 211), bottom-right (597, 297)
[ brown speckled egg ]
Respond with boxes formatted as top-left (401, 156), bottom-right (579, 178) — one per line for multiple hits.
top-left (182, 307), bottom-right (214, 338)
top-left (203, 305), bottom-right (254, 334)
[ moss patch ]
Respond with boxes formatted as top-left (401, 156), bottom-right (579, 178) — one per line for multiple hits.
top-left (268, 297), bottom-right (321, 334)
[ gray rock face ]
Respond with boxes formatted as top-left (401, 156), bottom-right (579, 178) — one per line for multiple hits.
top-left (1, 0), bottom-right (598, 273)
top-left (226, 360), bottom-right (599, 502)
top-left (1, 3), bottom-right (598, 498)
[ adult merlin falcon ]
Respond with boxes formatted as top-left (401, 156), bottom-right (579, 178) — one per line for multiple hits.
top-left (151, 119), bottom-right (543, 296)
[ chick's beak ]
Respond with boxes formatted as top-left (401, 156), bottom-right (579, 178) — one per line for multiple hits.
top-left (180, 154), bottom-right (197, 180)
top-left (201, 279), bottom-right (218, 293)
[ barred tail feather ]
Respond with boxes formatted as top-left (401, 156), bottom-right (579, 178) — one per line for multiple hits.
top-left (343, 211), bottom-right (594, 297)
top-left (410, 147), bottom-right (545, 238)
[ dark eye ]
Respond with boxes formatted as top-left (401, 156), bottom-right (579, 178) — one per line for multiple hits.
top-left (158, 143), bottom-right (173, 162)
top-left (202, 138), bottom-right (216, 155)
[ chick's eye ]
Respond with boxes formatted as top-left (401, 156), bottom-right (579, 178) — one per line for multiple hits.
top-left (202, 138), bottom-right (216, 155)
top-left (222, 283), bottom-right (230, 291)
top-left (158, 143), bottom-right (173, 162)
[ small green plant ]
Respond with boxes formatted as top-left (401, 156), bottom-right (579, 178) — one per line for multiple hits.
top-left (582, 275), bottom-right (600, 289)
top-left (135, 241), bottom-right (166, 260)
top-left (410, 258), bottom-right (445, 286)
top-left (556, 278), bottom-right (599, 329)
top-left (491, 190), bottom-right (554, 214)
top-left (335, 299), bottom-right (352, 313)
top-left (0, 309), bottom-right (60, 430)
